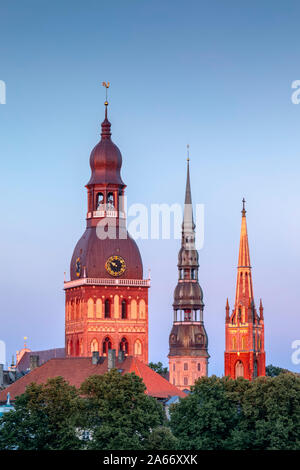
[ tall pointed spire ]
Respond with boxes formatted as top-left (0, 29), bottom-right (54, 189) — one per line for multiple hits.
top-left (238, 198), bottom-right (251, 268)
top-left (235, 198), bottom-right (254, 307)
top-left (182, 148), bottom-right (195, 238)
top-left (225, 200), bottom-right (266, 380)
top-left (169, 146), bottom-right (209, 390)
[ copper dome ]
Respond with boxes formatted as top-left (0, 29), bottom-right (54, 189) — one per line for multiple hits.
top-left (169, 323), bottom-right (209, 357)
top-left (173, 281), bottom-right (204, 310)
top-left (70, 227), bottom-right (143, 280)
top-left (87, 110), bottom-right (124, 186)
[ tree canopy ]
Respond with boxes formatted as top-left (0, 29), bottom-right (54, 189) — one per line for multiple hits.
top-left (148, 362), bottom-right (168, 376)
top-left (80, 369), bottom-right (166, 450)
top-left (0, 377), bottom-right (82, 450)
top-left (170, 373), bottom-right (300, 450)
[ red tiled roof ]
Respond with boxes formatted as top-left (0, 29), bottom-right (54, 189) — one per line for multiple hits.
top-left (0, 356), bottom-right (185, 402)
top-left (16, 348), bottom-right (65, 373)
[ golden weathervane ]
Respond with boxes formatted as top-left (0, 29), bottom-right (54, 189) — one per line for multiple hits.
top-left (102, 81), bottom-right (110, 104)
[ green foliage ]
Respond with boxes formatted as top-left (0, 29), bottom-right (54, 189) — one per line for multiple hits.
top-left (148, 362), bottom-right (168, 376)
top-left (80, 369), bottom-right (165, 450)
top-left (170, 376), bottom-right (241, 450)
top-left (0, 377), bottom-right (83, 450)
top-left (230, 373), bottom-right (300, 450)
top-left (146, 426), bottom-right (179, 450)
top-left (170, 374), bottom-right (300, 450)
top-left (266, 364), bottom-right (287, 377)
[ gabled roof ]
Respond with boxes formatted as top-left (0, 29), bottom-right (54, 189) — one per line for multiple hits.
top-left (0, 356), bottom-right (186, 402)
top-left (16, 348), bottom-right (65, 373)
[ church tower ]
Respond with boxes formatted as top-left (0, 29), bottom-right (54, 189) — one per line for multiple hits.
top-left (168, 155), bottom-right (209, 390)
top-left (224, 200), bottom-right (265, 380)
top-left (64, 91), bottom-right (149, 363)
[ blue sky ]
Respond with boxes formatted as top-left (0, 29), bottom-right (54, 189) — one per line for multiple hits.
top-left (1, 0), bottom-right (300, 375)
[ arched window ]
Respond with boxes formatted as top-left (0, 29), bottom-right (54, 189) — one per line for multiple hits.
top-left (241, 336), bottom-right (247, 350)
top-left (67, 340), bottom-right (71, 356)
top-left (232, 337), bottom-right (237, 350)
top-left (105, 299), bottom-right (111, 319)
top-left (96, 192), bottom-right (104, 210)
top-left (235, 360), bottom-right (244, 378)
top-left (197, 363), bottom-right (201, 372)
top-left (102, 337), bottom-right (112, 355)
top-left (134, 339), bottom-right (142, 356)
top-left (253, 360), bottom-right (258, 378)
top-left (91, 338), bottom-right (99, 353)
top-left (139, 299), bottom-right (146, 319)
top-left (87, 298), bottom-right (94, 318)
top-left (96, 299), bottom-right (102, 318)
top-left (184, 363), bottom-right (188, 371)
top-left (119, 337), bottom-right (129, 354)
top-left (107, 192), bottom-right (114, 209)
top-left (131, 299), bottom-right (137, 319)
top-left (121, 300), bottom-right (127, 319)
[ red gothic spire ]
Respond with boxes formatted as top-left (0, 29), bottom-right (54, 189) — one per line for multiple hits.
top-left (235, 199), bottom-right (254, 308)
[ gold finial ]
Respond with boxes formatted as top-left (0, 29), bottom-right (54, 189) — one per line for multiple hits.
top-left (24, 336), bottom-right (28, 348)
top-left (187, 144), bottom-right (190, 162)
top-left (102, 81), bottom-right (110, 105)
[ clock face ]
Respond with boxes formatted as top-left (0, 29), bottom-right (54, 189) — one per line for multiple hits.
top-left (105, 255), bottom-right (126, 277)
top-left (75, 257), bottom-right (81, 277)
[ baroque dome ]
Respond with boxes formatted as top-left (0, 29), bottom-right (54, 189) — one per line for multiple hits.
top-left (70, 227), bottom-right (143, 280)
top-left (87, 111), bottom-right (124, 186)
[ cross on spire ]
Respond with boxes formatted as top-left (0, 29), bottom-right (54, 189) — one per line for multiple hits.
top-left (242, 197), bottom-right (246, 216)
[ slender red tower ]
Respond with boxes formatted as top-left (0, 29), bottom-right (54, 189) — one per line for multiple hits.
top-left (168, 155), bottom-right (209, 391)
top-left (224, 200), bottom-right (265, 380)
top-left (64, 92), bottom-right (149, 363)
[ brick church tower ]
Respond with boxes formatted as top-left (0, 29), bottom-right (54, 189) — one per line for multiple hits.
top-left (168, 156), bottom-right (209, 390)
top-left (224, 200), bottom-right (265, 380)
top-left (64, 95), bottom-right (149, 363)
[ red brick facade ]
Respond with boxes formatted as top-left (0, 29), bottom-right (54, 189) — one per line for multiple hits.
top-left (64, 101), bottom-right (149, 364)
top-left (224, 201), bottom-right (265, 380)
top-left (65, 285), bottom-right (149, 363)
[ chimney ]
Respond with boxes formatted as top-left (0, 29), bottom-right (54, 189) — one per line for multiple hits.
top-left (108, 349), bottom-right (116, 371)
top-left (0, 364), bottom-right (3, 388)
top-left (92, 351), bottom-right (99, 365)
top-left (118, 349), bottom-right (125, 363)
top-left (29, 355), bottom-right (39, 371)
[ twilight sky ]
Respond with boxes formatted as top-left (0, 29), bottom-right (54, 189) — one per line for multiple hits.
top-left (1, 0), bottom-right (300, 376)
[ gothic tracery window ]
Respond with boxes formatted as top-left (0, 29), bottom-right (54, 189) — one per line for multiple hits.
top-left (102, 337), bottom-right (112, 355)
top-left (119, 337), bottom-right (128, 354)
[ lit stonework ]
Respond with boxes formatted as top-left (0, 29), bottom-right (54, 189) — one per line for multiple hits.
top-left (64, 100), bottom-right (149, 363)
top-left (224, 201), bottom-right (265, 380)
top-left (168, 157), bottom-right (209, 390)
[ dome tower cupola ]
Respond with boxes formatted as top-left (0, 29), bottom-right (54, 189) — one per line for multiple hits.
top-left (64, 86), bottom-right (150, 363)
